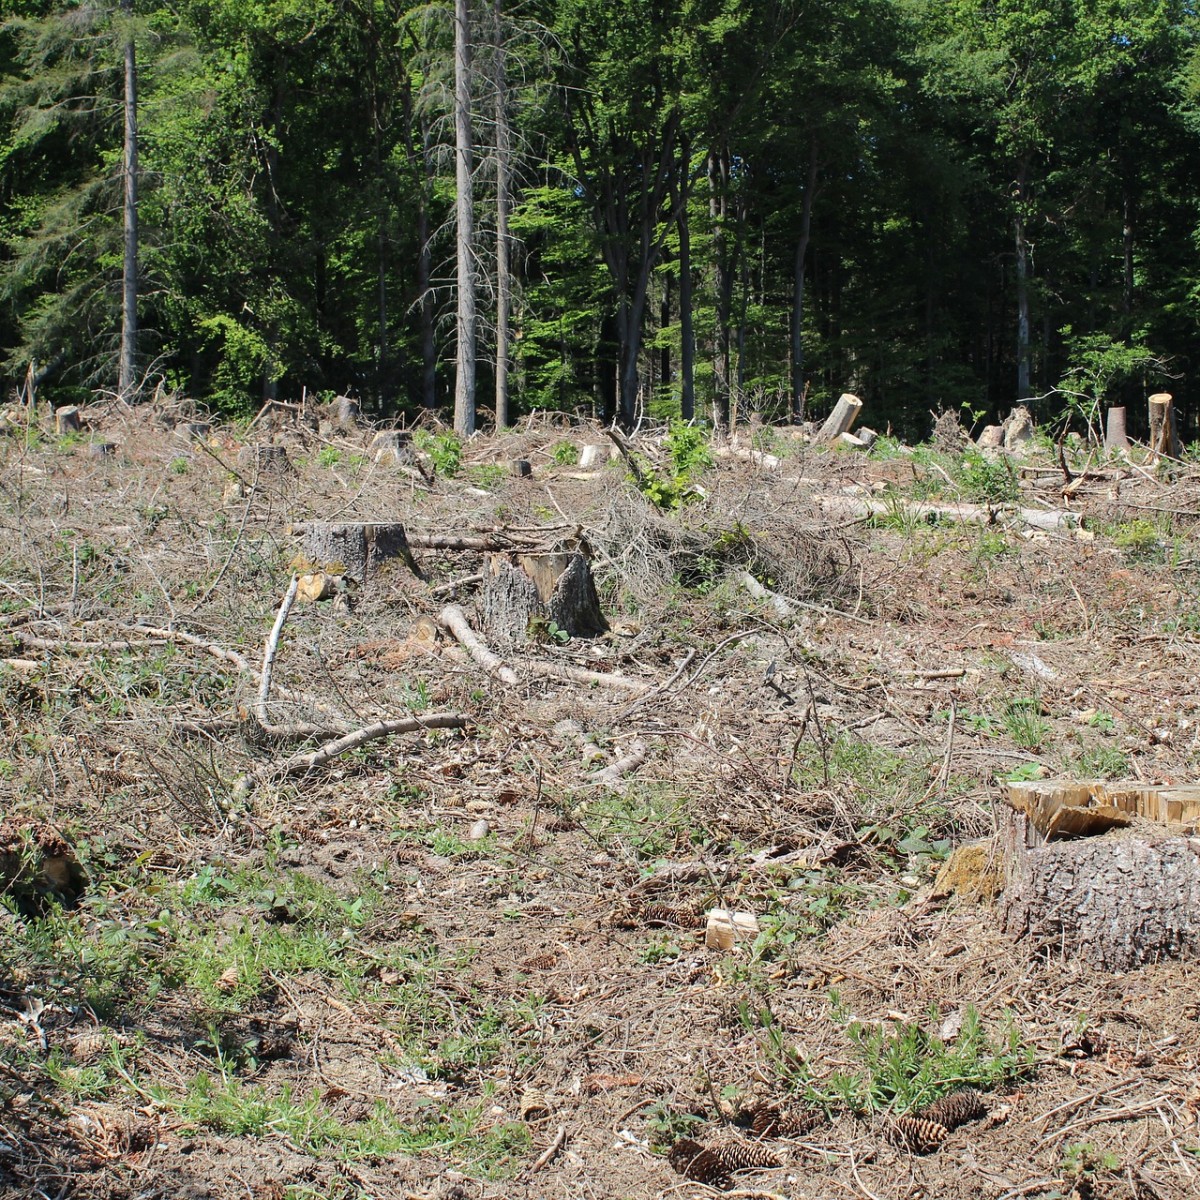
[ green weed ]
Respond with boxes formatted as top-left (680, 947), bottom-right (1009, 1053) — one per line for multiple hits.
top-left (414, 430), bottom-right (462, 477)
top-left (551, 441), bottom-right (579, 465)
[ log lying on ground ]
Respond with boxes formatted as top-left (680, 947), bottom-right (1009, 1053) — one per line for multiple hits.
top-left (480, 551), bottom-right (607, 642)
top-left (999, 779), bottom-right (1200, 971)
top-left (814, 393), bottom-right (863, 443)
top-left (817, 494), bottom-right (1079, 533)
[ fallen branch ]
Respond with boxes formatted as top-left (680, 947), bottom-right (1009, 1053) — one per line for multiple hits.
top-left (538, 660), bottom-right (647, 694)
top-left (438, 604), bottom-right (519, 685)
top-left (612, 648), bottom-right (697, 724)
top-left (817, 494), bottom-right (1079, 533)
top-left (528, 1124), bottom-right (567, 1172)
top-left (737, 571), bottom-right (795, 618)
top-left (234, 711), bottom-right (469, 797)
top-left (591, 739), bottom-right (648, 789)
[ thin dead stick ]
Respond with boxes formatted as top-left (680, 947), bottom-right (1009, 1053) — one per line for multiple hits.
top-left (539, 660), bottom-right (648, 694)
top-left (429, 573), bottom-right (484, 597)
top-left (234, 711), bottom-right (469, 796)
top-left (1034, 1079), bottom-right (1139, 1131)
top-left (1039, 1095), bottom-right (1173, 1144)
top-left (438, 604), bottom-right (519, 685)
top-left (195, 470), bottom-right (258, 607)
top-left (529, 1124), bottom-right (567, 1172)
top-left (254, 576), bottom-right (302, 735)
top-left (612, 647), bottom-right (697, 723)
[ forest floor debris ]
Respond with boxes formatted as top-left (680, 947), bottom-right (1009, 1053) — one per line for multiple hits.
top-left (2, 409), bottom-right (1200, 1198)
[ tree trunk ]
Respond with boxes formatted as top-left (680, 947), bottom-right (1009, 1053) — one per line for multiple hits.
top-left (1014, 159), bottom-right (1031, 400)
top-left (453, 0), bottom-right (476, 436)
top-left (418, 125), bottom-right (437, 412)
top-left (119, 0), bottom-right (138, 400)
top-left (679, 179), bottom-right (695, 422)
top-left (492, 0), bottom-right (511, 429)
top-left (790, 137), bottom-right (818, 424)
top-left (709, 146), bottom-right (731, 434)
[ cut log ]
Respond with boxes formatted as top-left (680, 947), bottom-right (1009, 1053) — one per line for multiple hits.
top-left (296, 521), bottom-right (417, 589)
top-left (54, 406), bottom-right (82, 435)
top-left (814, 393), bottom-right (862, 443)
top-left (1104, 406), bottom-right (1128, 452)
top-left (998, 802), bottom-right (1200, 970)
top-left (816, 494), bottom-right (1079, 533)
top-left (437, 603), bottom-right (519, 684)
top-left (1148, 393), bottom-right (1181, 458)
top-left (480, 551), bottom-right (607, 643)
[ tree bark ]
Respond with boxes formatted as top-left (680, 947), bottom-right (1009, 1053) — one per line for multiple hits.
top-left (998, 803), bottom-right (1200, 971)
top-left (492, 0), bottom-right (511, 429)
top-left (453, 0), bottom-right (476, 436)
top-left (1014, 158), bottom-right (1031, 400)
top-left (119, 0), bottom-right (138, 400)
top-left (679, 165), bottom-right (695, 422)
top-left (481, 552), bottom-right (607, 643)
top-left (791, 136), bottom-right (818, 424)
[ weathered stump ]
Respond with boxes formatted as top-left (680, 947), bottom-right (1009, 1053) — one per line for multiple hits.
top-left (480, 552), bottom-right (607, 642)
top-left (999, 780), bottom-right (1200, 970)
top-left (335, 395), bottom-right (360, 429)
top-left (369, 431), bottom-right (416, 467)
top-left (296, 521), bottom-right (417, 589)
top-left (54, 406), bottom-right (82, 435)
top-left (237, 443), bottom-right (294, 476)
top-left (1104, 406), bottom-right (1128, 452)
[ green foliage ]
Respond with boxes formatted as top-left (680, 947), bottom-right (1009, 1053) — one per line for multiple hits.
top-left (819, 1006), bottom-right (1035, 1116)
top-left (414, 430), bottom-right (462, 478)
top-left (1000, 697), bottom-right (1052, 752)
top-left (1056, 328), bottom-right (1164, 440)
top-left (955, 449), bottom-right (1019, 505)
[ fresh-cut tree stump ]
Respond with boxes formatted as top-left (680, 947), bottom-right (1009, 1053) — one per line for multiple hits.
top-left (480, 552), bottom-right (607, 642)
top-left (814, 393), bottom-right (862, 443)
top-left (999, 779), bottom-right (1200, 970)
top-left (295, 521), bottom-right (417, 589)
top-left (1148, 393), bottom-right (1181, 458)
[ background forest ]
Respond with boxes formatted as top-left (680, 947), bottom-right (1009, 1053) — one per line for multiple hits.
top-left (2, 0), bottom-right (1199, 439)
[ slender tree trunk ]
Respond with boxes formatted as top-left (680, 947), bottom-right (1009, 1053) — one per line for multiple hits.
top-left (119, 0), bottom-right (138, 399)
top-left (659, 263), bottom-right (670, 405)
top-left (1121, 183), bottom-right (1135, 332)
top-left (1014, 158), bottom-right (1031, 400)
top-left (492, 0), bottom-right (511, 429)
top-left (709, 146), bottom-right (731, 433)
top-left (679, 182), bottom-right (694, 422)
top-left (453, 0), bottom-right (476, 436)
top-left (790, 139), bottom-right (818, 424)
top-left (419, 125), bottom-right (437, 411)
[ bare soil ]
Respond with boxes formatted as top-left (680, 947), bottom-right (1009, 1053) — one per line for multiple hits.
top-left (2, 404), bottom-right (1199, 1200)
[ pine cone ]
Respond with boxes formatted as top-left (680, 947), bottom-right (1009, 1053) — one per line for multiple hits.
top-left (886, 1115), bottom-right (949, 1154)
top-left (747, 1100), bottom-right (823, 1138)
top-left (641, 903), bottom-right (706, 929)
top-left (668, 1138), bottom-right (733, 1189)
top-left (919, 1087), bottom-right (988, 1131)
top-left (710, 1135), bottom-right (783, 1170)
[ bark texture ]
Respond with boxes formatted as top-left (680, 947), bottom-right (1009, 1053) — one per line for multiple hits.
top-left (481, 552), bottom-right (607, 643)
top-left (999, 805), bottom-right (1200, 971)
top-left (300, 522), bottom-right (414, 588)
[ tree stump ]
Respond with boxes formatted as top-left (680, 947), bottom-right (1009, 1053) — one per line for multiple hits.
top-left (480, 552), bottom-right (607, 642)
top-left (1104, 406), bottom-right (1128, 452)
top-left (1148, 393), bottom-right (1180, 458)
top-left (54, 406), bottom-right (82, 435)
top-left (369, 431), bottom-right (416, 467)
top-left (998, 779), bottom-right (1200, 970)
top-left (296, 521), bottom-right (417, 589)
top-left (237, 443), bottom-right (294, 476)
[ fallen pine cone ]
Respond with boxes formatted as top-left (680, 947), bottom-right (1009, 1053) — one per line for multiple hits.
top-left (886, 1115), bottom-right (949, 1154)
top-left (708, 1135), bottom-right (783, 1170)
top-left (918, 1087), bottom-right (988, 1131)
top-left (668, 1138), bottom-right (732, 1189)
top-left (640, 903), bottom-right (707, 929)
top-left (746, 1099), bottom-right (823, 1138)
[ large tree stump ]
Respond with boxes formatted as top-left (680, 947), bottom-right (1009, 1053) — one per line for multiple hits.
top-left (295, 521), bottom-right (417, 589)
top-left (480, 552), bottom-right (607, 642)
top-left (999, 780), bottom-right (1200, 970)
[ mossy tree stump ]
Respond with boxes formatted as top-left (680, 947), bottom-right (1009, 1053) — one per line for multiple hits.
top-left (480, 552), bottom-right (607, 643)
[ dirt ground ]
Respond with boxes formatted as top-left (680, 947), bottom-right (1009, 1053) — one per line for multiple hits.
top-left (2, 401), bottom-right (1199, 1200)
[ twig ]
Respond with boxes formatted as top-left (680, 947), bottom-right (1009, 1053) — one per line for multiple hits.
top-left (612, 647), bottom-right (696, 723)
top-left (234, 711), bottom-right (469, 796)
top-left (253, 571), bottom-right (297, 729)
top-left (539, 660), bottom-right (648, 694)
top-left (429, 573), bottom-right (484, 597)
top-left (529, 1124), bottom-right (567, 1171)
top-left (591, 739), bottom-right (648, 789)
